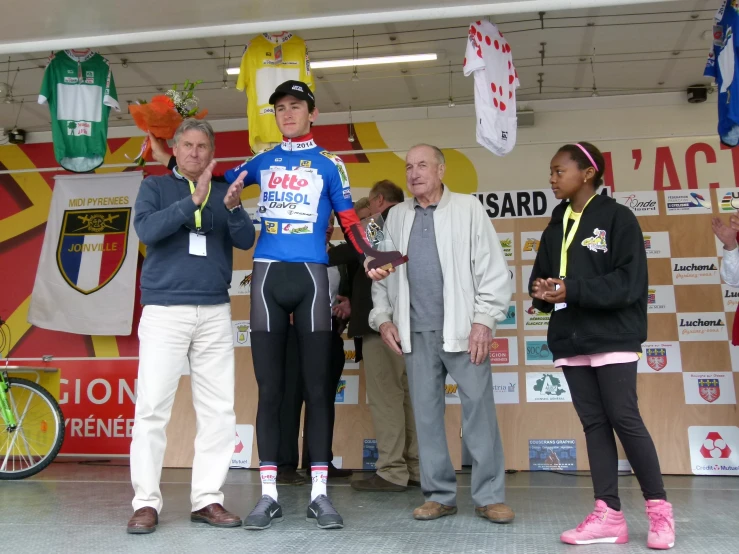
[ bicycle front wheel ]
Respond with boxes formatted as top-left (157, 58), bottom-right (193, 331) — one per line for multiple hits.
top-left (0, 378), bottom-right (65, 480)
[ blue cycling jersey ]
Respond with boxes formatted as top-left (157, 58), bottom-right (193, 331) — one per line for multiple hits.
top-left (225, 134), bottom-right (357, 264)
top-left (705, 0), bottom-right (739, 145)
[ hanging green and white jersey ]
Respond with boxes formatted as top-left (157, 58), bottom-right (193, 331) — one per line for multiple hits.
top-left (38, 50), bottom-right (120, 173)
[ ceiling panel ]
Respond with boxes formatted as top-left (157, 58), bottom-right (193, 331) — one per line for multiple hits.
top-left (0, 0), bottom-right (718, 134)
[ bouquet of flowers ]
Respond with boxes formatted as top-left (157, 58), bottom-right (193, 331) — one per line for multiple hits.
top-left (128, 80), bottom-right (208, 165)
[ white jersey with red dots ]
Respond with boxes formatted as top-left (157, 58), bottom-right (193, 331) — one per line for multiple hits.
top-left (463, 20), bottom-right (519, 156)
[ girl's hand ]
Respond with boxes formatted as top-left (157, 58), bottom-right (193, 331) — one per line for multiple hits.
top-left (542, 278), bottom-right (566, 303)
top-left (531, 278), bottom-right (555, 301)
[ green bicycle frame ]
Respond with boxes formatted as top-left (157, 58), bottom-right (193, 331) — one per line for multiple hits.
top-left (0, 372), bottom-right (17, 428)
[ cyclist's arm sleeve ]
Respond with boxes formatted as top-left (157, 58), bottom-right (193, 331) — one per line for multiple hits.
top-left (224, 156), bottom-right (260, 186)
top-left (326, 157), bottom-right (366, 256)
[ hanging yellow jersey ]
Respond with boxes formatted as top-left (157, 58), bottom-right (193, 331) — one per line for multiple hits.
top-left (236, 32), bottom-right (314, 154)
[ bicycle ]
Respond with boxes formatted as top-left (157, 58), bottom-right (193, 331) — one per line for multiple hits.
top-left (0, 317), bottom-right (65, 479)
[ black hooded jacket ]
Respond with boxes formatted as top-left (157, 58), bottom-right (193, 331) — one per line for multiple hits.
top-left (528, 194), bottom-right (648, 360)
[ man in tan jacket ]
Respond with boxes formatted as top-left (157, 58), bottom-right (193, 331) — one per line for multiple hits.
top-left (369, 144), bottom-right (514, 524)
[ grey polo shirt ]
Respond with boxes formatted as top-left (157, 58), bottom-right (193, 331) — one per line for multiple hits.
top-left (408, 199), bottom-right (444, 332)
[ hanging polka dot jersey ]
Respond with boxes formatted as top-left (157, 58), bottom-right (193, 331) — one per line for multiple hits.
top-left (463, 20), bottom-right (519, 156)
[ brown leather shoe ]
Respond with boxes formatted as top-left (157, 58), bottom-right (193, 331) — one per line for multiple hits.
top-left (351, 473), bottom-right (407, 492)
top-left (190, 503), bottom-right (242, 528)
top-left (127, 507), bottom-right (158, 534)
top-left (475, 503), bottom-right (515, 524)
top-left (413, 501), bottom-right (457, 520)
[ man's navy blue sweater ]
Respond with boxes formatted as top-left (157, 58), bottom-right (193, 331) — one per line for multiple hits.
top-left (134, 172), bottom-right (255, 306)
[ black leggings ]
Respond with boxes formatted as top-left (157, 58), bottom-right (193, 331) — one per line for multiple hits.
top-left (563, 361), bottom-right (667, 512)
top-left (277, 323), bottom-right (345, 469)
top-left (250, 261), bottom-right (333, 464)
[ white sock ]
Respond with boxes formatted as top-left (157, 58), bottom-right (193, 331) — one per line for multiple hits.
top-left (260, 464), bottom-right (278, 501)
top-left (310, 464), bottom-right (328, 501)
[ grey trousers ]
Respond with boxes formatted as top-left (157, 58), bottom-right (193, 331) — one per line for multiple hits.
top-left (404, 330), bottom-right (506, 507)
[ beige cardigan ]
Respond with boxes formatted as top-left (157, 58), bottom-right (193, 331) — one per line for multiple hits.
top-left (369, 186), bottom-right (512, 353)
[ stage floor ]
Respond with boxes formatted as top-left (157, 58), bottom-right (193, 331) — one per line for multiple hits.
top-left (1, 463), bottom-right (736, 553)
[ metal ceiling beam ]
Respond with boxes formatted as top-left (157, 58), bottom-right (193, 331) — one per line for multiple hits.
top-left (0, 0), bottom-right (683, 55)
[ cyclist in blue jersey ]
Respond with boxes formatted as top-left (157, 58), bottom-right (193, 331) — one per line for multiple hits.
top-left (232, 81), bottom-right (365, 531)
top-left (151, 81), bottom-right (389, 530)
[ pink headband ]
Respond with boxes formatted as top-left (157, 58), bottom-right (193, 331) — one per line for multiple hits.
top-left (575, 143), bottom-right (598, 172)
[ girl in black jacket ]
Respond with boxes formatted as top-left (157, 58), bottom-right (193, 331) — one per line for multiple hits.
top-left (529, 142), bottom-right (674, 550)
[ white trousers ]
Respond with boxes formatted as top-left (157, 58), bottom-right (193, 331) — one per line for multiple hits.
top-left (130, 304), bottom-right (235, 513)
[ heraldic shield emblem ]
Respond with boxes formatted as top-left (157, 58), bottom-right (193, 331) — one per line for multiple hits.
top-left (646, 348), bottom-right (667, 371)
top-left (56, 208), bottom-right (131, 295)
top-left (698, 378), bottom-right (721, 403)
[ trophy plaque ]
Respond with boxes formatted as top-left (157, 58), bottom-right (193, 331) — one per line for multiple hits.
top-left (350, 212), bottom-right (408, 271)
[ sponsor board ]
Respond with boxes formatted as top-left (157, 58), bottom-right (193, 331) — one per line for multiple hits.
top-left (445, 372), bottom-right (520, 405)
top-left (647, 285), bottom-right (676, 314)
top-left (362, 439), bottom-right (378, 470)
top-left (637, 342), bottom-right (682, 373)
top-left (643, 232), bottom-right (671, 259)
top-left (665, 189), bottom-right (712, 215)
top-left (498, 232), bottom-right (514, 260)
top-left (676, 312), bottom-right (727, 342)
top-left (444, 374), bottom-right (461, 405)
top-left (682, 372), bottom-right (736, 404)
top-left (229, 270), bottom-right (253, 296)
top-left (231, 424), bottom-right (254, 468)
top-left (615, 191), bottom-right (660, 216)
top-left (474, 187), bottom-right (609, 220)
top-left (343, 340), bottom-right (360, 369)
top-left (232, 320), bottom-right (251, 347)
top-left (526, 372), bottom-right (571, 402)
top-left (722, 285), bottom-right (739, 313)
top-left (335, 375), bottom-right (359, 404)
top-left (520, 231), bottom-right (542, 261)
top-left (717, 188), bottom-right (739, 212)
top-left (498, 302), bottom-right (517, 330)
top-left (688, 426), bottom-right (739, 475)
top-left (671, 258), bottom-right (720, 285)
top-left (523, 300), bottom-right (551, 330)
top-left (492, 372), bottom-right (520, 404)
top-left (529, 439), bottom-right (577, 471)
top-left (490, 336), bottom-right (519, 366)
top-left (524, 337), bottom-right (553, 365)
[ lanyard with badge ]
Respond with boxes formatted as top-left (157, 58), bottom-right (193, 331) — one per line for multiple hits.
top-left (187, 179), bottom-right (211, 257)
top-left (554, 194), bottom-right (596, 311)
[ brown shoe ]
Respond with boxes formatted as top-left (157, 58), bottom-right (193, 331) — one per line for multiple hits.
top-left (413, 501), bottom-right (457, 520)
top-left (190, 503), bottom-right (242, 528)
top-left (351, 474), bottom-right (407, 492)
top-left (127, 507), bottom-right (158, 534)
top-left (475, 503), bottom-right (515, 524)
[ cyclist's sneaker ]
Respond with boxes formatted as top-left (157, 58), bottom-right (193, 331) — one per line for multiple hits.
top-left (306, 494), bottom-right (344, 529)
top-left (243, 495), bottom-right (283, 530)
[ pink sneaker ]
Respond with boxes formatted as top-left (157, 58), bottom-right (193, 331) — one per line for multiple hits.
top-left (646, 500), bottom-right (675, 550)
top-left (560, 500), bottom-right (629, 545)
